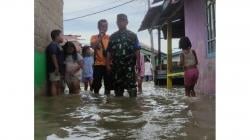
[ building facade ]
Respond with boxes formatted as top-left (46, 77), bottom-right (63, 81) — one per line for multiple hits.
top-left (139, 0), bottom-right (215, 94)
top-left (184, 0), bottom-right (215, 94)
top-left (34, 0), bottom-right (64, 94)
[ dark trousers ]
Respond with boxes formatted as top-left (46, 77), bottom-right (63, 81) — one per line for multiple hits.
top-left (92, 65), bottom-right (112, 93)
top-left (145, 75), bottom-right (152, 81)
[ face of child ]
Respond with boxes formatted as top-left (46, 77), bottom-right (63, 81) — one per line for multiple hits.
top-left (66, 46), bottom-right (74, 54)
top-left (57, 33), bottom-right (64, 43)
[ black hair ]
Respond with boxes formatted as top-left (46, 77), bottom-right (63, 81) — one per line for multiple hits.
top-left (63, 41), bottom-right (78, 61)
top-left (51, 29), bottom-right (62, 41)
top-left (82, 45), bottom-right (91, 57)
top-left (179, 36), bottom-right (192, 50)
top-left (98, 19), bottom-right (108, 28)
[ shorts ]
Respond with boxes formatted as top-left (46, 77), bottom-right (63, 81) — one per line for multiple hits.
top-left (137, 76), bottom-right (144, 81)
top-left (49, 72), bottom-right (61, 82)
top-left (82, 77), bottom-right (93, 82)
top-left (184, 67), bottom-right (199, 87)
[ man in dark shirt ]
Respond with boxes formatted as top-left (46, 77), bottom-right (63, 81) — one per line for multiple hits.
top-left (46, 29), bottom-right (64, 96)
top-left (106, 14), bottom-right (141, 97)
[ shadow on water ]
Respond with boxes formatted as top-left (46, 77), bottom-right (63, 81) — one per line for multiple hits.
top-left (35, 82), bottom-right (215, 140)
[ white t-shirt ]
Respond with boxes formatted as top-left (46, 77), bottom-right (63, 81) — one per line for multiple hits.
top-left (65, 53), bottom-right (83, 80)
top-left (144, 62), bottom-right (153, 76)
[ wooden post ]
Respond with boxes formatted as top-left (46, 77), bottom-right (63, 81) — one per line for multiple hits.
top-left (167, 20), bottom-right (173, 89)
top-left (148, 29), bottom-right (155, 69)
top-left (158, 28), bottom-right (161, 65)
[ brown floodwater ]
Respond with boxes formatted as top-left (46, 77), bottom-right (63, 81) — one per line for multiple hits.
top-left (35, 82), bottom-right (215, 140)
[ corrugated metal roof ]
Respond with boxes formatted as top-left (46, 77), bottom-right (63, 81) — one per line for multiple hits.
top-left (138, 5), bottom-right (162, 31)
top-left (138, 0), bottom-right (184, 38)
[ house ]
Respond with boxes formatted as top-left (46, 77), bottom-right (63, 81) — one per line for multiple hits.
top-left (139, 0), bottom-right (215, 94)
top-left (139, 42), bottom-right (167, 65)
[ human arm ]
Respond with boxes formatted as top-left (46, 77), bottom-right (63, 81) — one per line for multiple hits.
top-left (150, 63), bottom-right (153, 76)
top-left (179, 53), bottom-right (184, 67)
top-left (134, 36), bottom-right (141, 72)
top-left (90, 35), bottom-right (101, 49)
top-left (49, 45), bottom-right (60, 74)
top-left (135, 50), bottom-right (141, 72)
top-left (106, 40), bottom-right (112, 72)
top-left (51, 55), bottom-right (59, 74)
top-left (106, 52), bottom-right (112, 72)
top-left (192, 50), bottom-right (198, 65)
top-left (72, 54), bottom-right (83, 75)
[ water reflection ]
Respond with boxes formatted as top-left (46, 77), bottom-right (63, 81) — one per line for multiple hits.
top-left (35, 82), bottom-right (215, 140)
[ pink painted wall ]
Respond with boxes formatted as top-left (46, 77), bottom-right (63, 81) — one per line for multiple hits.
top-left (184, 0), bottom-right (215, 94)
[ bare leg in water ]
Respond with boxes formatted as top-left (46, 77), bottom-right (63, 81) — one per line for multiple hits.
top-left (137, 77), bottom-right (143, 93)
top-left (185, 86), bottom-right (191, 97)
top-left (84, 81), bottom-right (88, 91)
top-left (72, 80), bottom-right (80, 94)
top-left (190, 85), bottom-right (196, 97)
top-left (51, 81), bottom-right (59, 96)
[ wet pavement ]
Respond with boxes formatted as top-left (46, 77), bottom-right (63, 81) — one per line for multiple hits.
top-left (35, 82), bottom-right (215, 140)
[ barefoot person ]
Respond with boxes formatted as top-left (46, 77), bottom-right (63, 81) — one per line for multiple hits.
top-left (179, 37), bottom-right (199, 97)
top-left (46, 29), bottom-right (64, 96)
top-left (106, 14), bottom-right (141, 97)
top-left (63, 42), bottom-right (83, 94)
top-left (81, 46), bottom-right (94, 91)
top-left (144, 58), bottom-right (153, 81)
top-left (91, 19), bottom-right (112, 95)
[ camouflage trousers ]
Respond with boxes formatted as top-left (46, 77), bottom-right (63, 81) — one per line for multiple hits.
top-left (112, 63), bottom-right (137, 97)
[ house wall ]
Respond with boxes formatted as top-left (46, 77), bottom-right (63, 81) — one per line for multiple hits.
top-left (34, 0), bottom-right (63, 94)
top-left (184, 0), bottom-right (215, 94)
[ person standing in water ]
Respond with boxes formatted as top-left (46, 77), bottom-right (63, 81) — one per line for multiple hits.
top-left (144, 58), bottom-right (153, 81)
top-left (106, 14), bottom-right (141, 97)
top-left (179, 36), bottom-right (199, 97)
top-left (90, 19), bottom-right (112, 95)
top-left (63, 42), bottom-right (83, 94)
top-left (81, 46), bottom-right (94, 91)
top-left (46, 29), bottom-right (64, 96)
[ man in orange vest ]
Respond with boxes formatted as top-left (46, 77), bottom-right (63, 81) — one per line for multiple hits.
top-left (90, 19), bottom-right (112, 95)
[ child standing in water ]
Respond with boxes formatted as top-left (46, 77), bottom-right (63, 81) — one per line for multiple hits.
top-left (179, 37), bottom-right (199, 97)
top-left (63, 42), bottom-right (83, 94)
top-left (46, 29), bottom-right (64, 96)
top-left (82, 46), bottom-right (94, 91)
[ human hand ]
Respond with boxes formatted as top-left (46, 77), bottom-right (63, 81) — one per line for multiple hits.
top-left (106, 65), bottom-right (111, 73)
top-left (55, 68), bottom-right (59, 76)
top-left (136, 66), bottom-right (141, 74)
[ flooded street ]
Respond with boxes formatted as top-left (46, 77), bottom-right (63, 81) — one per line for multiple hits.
top-left (35, 82), bottom-right (215, 140)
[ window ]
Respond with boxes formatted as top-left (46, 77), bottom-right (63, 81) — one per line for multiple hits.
top-left (206, 0), bottom-right (216, 58)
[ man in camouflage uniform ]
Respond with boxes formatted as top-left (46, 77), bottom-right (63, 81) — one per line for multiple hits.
top-left (106, 14), bottom-right (141, 97)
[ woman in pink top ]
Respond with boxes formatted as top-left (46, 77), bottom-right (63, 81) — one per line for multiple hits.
top-left (179, 37), bottom-right (199, 97)
top-left (136, 52), bottom-right (145, 93)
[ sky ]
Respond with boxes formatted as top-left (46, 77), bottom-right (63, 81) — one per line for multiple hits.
top-left (63, 0), bottom-right (180, 53)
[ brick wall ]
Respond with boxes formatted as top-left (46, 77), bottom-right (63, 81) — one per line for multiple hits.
top-left (34, 0), bottom-right (63, 94)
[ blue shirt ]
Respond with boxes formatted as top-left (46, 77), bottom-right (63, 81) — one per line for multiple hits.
top-left (134, 37), bottom-right (141, 50)
top-left (82, 56), bottom-right (94, 78)
top-left (46, 42), bottom-right (64, 73)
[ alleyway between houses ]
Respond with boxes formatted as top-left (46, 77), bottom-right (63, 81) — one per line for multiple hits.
top-left (35, 82), bottom-right (215, 140)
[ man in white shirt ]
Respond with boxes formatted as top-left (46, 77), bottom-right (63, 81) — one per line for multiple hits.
top-left (144, 58), bottom-right (153, 81)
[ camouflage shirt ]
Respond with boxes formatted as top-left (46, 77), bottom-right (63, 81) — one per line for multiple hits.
top-left (107, 29), bottom-right (140, 89)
